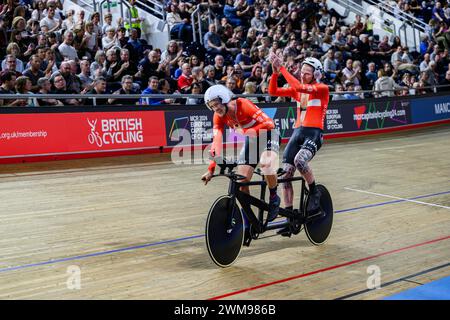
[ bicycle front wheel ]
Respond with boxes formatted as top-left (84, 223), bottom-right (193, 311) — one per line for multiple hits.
top-left (205, 195), bottom-right (244, 268)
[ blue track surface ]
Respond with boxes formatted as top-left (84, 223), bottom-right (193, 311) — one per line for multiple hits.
top-left (385, 276), bottom-right (450, 300)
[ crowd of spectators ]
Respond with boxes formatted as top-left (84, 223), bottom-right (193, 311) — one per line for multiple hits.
top-left (0, 0), bottom-right (450, 107)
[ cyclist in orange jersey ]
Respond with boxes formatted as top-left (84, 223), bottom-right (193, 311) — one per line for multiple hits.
top-left (268, 54), bottom-right (329, 229)
top-left (201, 85), bottom-right (281, 221)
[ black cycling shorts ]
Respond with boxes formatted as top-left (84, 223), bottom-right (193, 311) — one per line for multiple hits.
top-left (283, 126), bottom-right (323, 166)
top-left (237, 129), bottom-right (280, 168)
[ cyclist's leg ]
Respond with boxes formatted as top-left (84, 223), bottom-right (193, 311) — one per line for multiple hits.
top-left (293, 128), bottom-right (323, 183)
top-left (281, 127), bottom-right (304, 208)
top-left (293, 128), bottom-right (324, 212)
top-left (236, 165), bottom-right (255, 195)
top-left (259, 128), bottom-right (280, 190)
top-left (259, 129), bottom-right (281, 221)
top-left (237, 136), bottom-right (257, 194)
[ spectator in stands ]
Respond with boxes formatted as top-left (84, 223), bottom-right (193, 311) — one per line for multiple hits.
top-left (342, 58), bottom-right (360, 86)
top-left (91, 50), bottom-right (107, 79)
top-left (391, 45), bottom-right (404, 68)
top-left (204, 65), bottom-right (216, 87)
top-left (204, 23), bottom-right (229, 57)
top-left (430, 44), bottom-right (441, 61)
top-left (158, 78), bottom-right (172, 95)
top-left (232, 63), bottom-right (245, 92)
top-left (323, 49), bottom-right (339, 80)
top-left (332, 83), bottom-right (346, 101)
top-left (104, 48), bottom-right (121, 81)
top-left (161, 40), bottom-right (183, 74)
top-left (61, 9), bottom-right (76, 32)
top-left (78, 59), bottom-right (94, 91)
top-left (140, 76), bottom-right (173, 105)
top-left (51, 61), bottom-right (80, 94)
top-left (32, 1), bottom-right (46, 22)
top-left (108, 75), bottom-right (139, 105)
top-left (167, 3), bottom-right (192, 42)
top-left (374, 69), bottom-right (403, 97)
top-left (225, 76), bottom-right (240, 94)
top-left (91, 11), bottom-right (103, 47)
top-left (0, 71), bottom-right (17, 106)
top-left (185, 82), bottom-right (203, 105)
top-left (22, 54), bottom-right (44, 92)
top-left (244, 63), bottom-right (264, 88)
top-left (76, 10), bottom-right (86, 28)
top-left (401, 46), bottom-right (413, 64)
top-left (126, 28), bottom-right (145, 63)
top-left (15, 76), bottom-right (38, 106)
top-left (137, 50), bottom-right (167, 86)
top-left (40, 5), bottom-right (61, 33)
top-left (213, 54), bottom-right (225, 80)
top-left (235, 42), bottom-right (253, 75)
top-left (83, 76), bottom-right (108, 106)
top-left (251, 9), bottom-right (267, 34)
top-left (221, 64), bottom-right (235, 82)
top-left (117, 26), bottom-right (129, 48)
top-left (1, 54), bottom-right (23, 79)
top-left (422, 60), bottom-right (439, 88)
top-left (125, 0), bottom-right (143, 39)
top-left (365, 62), bottom-right (378, 88)
top-left (59, 31), bottom-right (78, 61)
top-left (420, 34), bottom-right (432, 55)
top-left (191, 66), bottom-right (209, 93)
top-left (224, 0), bottom-right (248, 27)
top-left (2, 44), bottom-right (24, 72)
top-left (439, 69), bottom-right (450, 91)
top-left (350, 14), bottom-right (365, 36)
top-left (432, 1), bottom-right (448, 24)
top-left (188, 55), bottom-right (204, 72)
top-left (102, 13), bottom-right (114, 35)
top-left (177, 62), bottom-right (193, 93)
top-left (343, 80), bottom-right (360, 100)
top-left (36, 77), bottom-right (64, 106)
top-left (102, 26), bottom-right (120, 51)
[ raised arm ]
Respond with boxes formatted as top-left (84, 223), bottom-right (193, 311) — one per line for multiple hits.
top-left (268, 72), bottom-right (297, 97)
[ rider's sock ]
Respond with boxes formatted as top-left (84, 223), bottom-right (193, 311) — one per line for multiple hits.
top-left (269, 186), bottom-right (278, 200)
top-left (308, 181), bottom-right (316, 193)
top-left (285, 206), bottom-right (293, 212)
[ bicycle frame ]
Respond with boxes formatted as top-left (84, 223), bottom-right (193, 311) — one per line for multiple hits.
top-left (225, 175), bottom-right (308, 235)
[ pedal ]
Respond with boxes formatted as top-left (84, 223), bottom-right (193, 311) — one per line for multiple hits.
top-left (277, 227), bottom-right (292, 237)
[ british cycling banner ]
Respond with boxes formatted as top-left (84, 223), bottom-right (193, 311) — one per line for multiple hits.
top-left (0, 111), bottom-right (166, 158)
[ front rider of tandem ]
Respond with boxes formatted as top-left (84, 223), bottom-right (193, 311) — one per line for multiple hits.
top-left (201, 85), bottom-right (281, 221)
top-left (268, 55), bottom-right (329, 219)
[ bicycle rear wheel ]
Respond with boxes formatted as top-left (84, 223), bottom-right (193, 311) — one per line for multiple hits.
top-left (205, 195), bottom-right (244, 267)
top-left (304, 185), bottom-right (333, 245)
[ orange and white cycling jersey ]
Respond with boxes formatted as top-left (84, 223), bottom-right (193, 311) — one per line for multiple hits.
top-left (268, 66), bottom-right (329, 130)
top-left (208, 98), bottom-right (275, 173)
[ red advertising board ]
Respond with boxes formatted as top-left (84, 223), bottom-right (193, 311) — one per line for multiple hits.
top-left (0, 111), bottom-right (167, 158)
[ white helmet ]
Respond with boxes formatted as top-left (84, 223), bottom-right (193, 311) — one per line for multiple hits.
top-left (302, 57), bottom-right (324, 81)
top-left (204, 85), bottom-right (234, 110)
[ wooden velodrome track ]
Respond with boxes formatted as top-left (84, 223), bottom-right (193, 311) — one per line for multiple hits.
top-left (0, 124), bottom-right (449, 300)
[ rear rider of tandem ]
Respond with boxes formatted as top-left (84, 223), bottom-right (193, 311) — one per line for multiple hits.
top-left (268, 54), bottom-right (330, 228)
top-left (201, 85), bottom-right (282, 222)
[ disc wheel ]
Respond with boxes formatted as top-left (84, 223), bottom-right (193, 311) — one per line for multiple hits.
top-left (304, 185), bottom-right (333, 245)
top-left (205, 196), bottom-right (244, 267)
